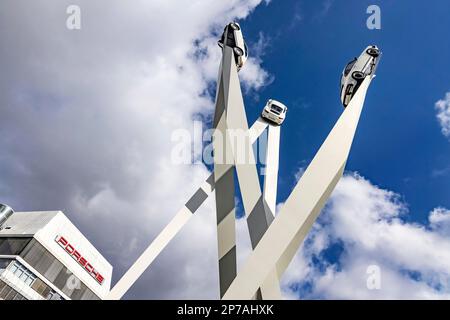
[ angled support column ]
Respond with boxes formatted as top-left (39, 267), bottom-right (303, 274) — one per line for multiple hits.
top-left (213, 73), bottom-right (238, 297)
top-left (263, 124), bottom-right (280, 215)
top-left (107, 46), bottom-right (281, 301)
top-left (219, 46), bottom-right (281, 299)
top-left (107, 177), bottom-right (214, 300)
top-left (258, 124), bottom-right (282, 299)
top-left (223, 76), bottom-right (374, 300)
top-left (107, 120), bottom-right (267, 300)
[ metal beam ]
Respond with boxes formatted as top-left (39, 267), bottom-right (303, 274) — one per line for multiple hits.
top-left (263, 124), bottom-right (280, 216)
top-left (219, 46), bottom-right (281, 299)
top-left (106, 120), bottom-right (268, 300)
top-left (259, 124), bottom-right (282, 299)
top-left (213, 58), bottom-right (238, 296)
top-left (222, 76), bottom-right (374, 299)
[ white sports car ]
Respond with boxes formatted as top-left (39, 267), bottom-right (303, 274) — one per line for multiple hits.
top-left (261, 99), bottom-right (287, 125)
top-left (340, 45), bottom-right (381, 107)
top-left (218, 22), bottom-right (248, 71)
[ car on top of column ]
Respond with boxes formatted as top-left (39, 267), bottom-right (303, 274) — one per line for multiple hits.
top-left (340, 45), bottom-right (381, 107)
top-left (261, 99), bottom-right (288, 125)
top-left (218, 22), bottom-right (248, 71)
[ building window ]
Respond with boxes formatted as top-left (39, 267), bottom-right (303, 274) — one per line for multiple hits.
top-left (8, 260), bottom-right (37, 287)
top-left (4, 260), bottom-right (65, 300)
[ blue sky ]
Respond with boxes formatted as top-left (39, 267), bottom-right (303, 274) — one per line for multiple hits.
top-left (237, 0), bottom-right (450, 224)
top-left (227, 0), bottom-right (450, 298)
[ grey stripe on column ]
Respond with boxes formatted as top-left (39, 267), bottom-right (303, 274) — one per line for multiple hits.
top-left (185, 188), bottom-right (209, 214)
top-left (206, 173), bottom-right (215, 190)
top-left (218, 245), bottom-right (237, 298)
top-left (247, 196), bottom-right (273, 249)
top-left (220, 46), bottom-right (280, 299)
top-left (215, 167), bottom-right (236, 225)
top-left (213, 69), bottom-right (226, 128)
top-left (213, 53), bottom-right (238, 298)
top-left (222, 76), bottom-right (374, 300)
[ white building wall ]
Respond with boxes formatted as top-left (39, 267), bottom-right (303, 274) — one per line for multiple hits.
top-left (34, 212), bottom-right (112, 299)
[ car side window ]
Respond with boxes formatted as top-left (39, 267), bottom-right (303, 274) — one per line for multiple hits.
top-left (344, 58), bottom-right (357, 76)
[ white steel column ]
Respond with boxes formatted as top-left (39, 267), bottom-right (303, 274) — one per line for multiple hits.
top-left (263, 124), bottom-right (280, 215)
top-left (107, 179), bottom-right (214, 300)
top-left (222, 76), bottom-right (374, 300)
top-left (258, 124), bottom-right (282, 299)
top-left (219, 46), bottom-right (281, 299)
top-left (107, 121), bottom-right (267, 300)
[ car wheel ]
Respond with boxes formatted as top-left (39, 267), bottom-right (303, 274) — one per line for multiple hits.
top-left (234, 47), bottom-right (244, 56)
top-left (366, 48), bottom-right (380, 57)
top-left (352, 71), bottom-right (365, 80)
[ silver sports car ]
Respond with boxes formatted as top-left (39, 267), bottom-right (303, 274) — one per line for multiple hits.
top-left (218, 22), bottom-right (248, 71)
top-left (340, 45), bottom-right (381, 107)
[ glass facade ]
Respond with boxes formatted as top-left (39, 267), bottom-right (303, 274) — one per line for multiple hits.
top-left (0, 237), bottom-right (32, 255)
top-left (0, 280), bottom-right (26, 300)
top-left (0, 258), bottom-right (12, 272)
top-left (0, 259), bottom-right (63, 300)
top-left (20, 239), bottom-right (100, 300)
top-left (0, 237), bottom-right (101, 300)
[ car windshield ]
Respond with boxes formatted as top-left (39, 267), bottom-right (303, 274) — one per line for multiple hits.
top-left (344, 58), bottom-right (357, 76)
top-left (271, 105), bottom-right (283, 113)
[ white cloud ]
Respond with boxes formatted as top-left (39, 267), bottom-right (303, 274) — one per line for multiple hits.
top-left (293, 160), bottom-right (310, 183)
top-left (194, 29), bottom-right (271, 94)
top-left (435, 92), bottom-right (450, 139)
top-left (0, 0), bottom-right (271, 299)
top-left (429, 207), bottom-right (450, 235)
top-left (282, 173), bottom-right (450, 299)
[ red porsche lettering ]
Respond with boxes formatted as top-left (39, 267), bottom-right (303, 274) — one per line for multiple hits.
top-left (55, 235), bottom-right (104, 285)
